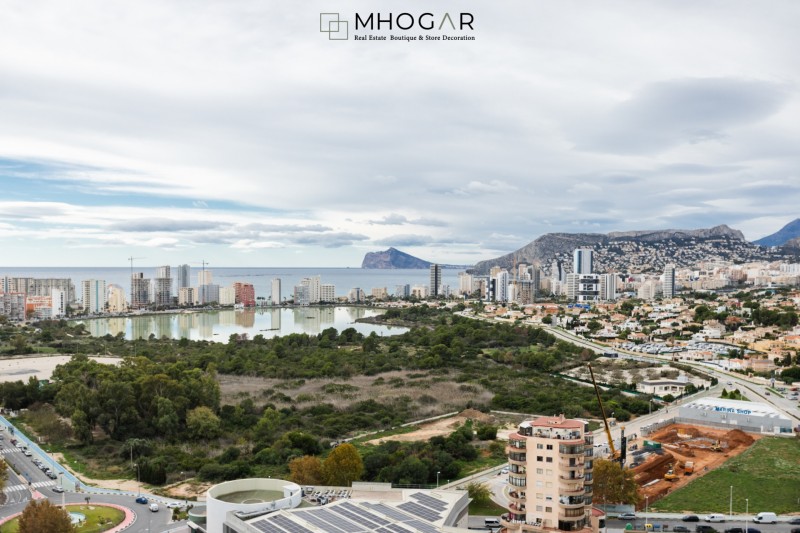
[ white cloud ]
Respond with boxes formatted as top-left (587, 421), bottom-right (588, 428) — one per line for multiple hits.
top-left (1, 0), bottom-right (799, 265)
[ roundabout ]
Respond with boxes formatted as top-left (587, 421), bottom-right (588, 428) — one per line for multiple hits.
top-left (0, 503), bottom-right (126, 533)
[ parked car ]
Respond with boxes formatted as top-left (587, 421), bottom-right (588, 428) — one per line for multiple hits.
top-left (696, 526), bottom-right (718, 533)
top-left (705, 514), bottom-right (726, 523)
top-left (683, 515), bottom-right (700, 522)
top-left (674, 526), bottom-right (691, 532)
top-left (789, 518), bottom-right (800, 525)
top-left (724, 528), bottom-right (761, 533)
top-left (166, 501), bottom-right (183, 509)
top-left (753, 512), bottom-right (776, 524)
top-left (790, 529), bottom-right (800, 533)
top-left (135, 496), bottom-right (148, 504)
top-left (500, 467), bottom-right (509, 474)
top-left (618, 513), bottom-right (637, 520)
top-left (52, 486), bottom-right (64, 493)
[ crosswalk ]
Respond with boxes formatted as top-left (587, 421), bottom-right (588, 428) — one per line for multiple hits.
top-left (0, 448), bottom-right (20, 455)
top-left (3, 480), bottom-right (54, 494)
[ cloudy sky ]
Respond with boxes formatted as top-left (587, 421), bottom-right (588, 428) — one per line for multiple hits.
top-left (1, 0), bottom-right (799, 267)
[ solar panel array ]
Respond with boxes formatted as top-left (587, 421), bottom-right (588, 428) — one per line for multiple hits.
top-left (406, 519), bottom-right (442, 533)
top-left (250, 513), bottom-right (315, 533)
top-left (397, 501), bottom-right (442, 522)
top-left (248, 493), bottom-right (453, 533)
top-left (410, 492), bottom-right (448, 512)
top-left (295, 508), bottom-right (362, 533)
top-left (375, 523), bottom-right (415, 533)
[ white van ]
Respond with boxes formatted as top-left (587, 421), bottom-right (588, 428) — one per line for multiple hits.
top-left (753, 512), bottom-right (776, 524)
top-left (704, 514), bottom-right (725, 523)
top-left (484, 518), bottom-right (501, 527)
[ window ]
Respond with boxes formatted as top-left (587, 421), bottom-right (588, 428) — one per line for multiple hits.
top-left (536, 468), bottom-right (543, 474)
top-left (546, 457), bottom-right (553, 463)
top-left (537, 443), bottom-right (544, 449)
top-left (546, 507), bottom-right (553, 513)
top-left (536, 505), bottom-right (543, 512)
top-left (546, 444), bottom-right (553, 450)
top-left (536, 481), bottom-right (543, 488)
top-left (537, 456), bottom-right (544, 462)
top-left (546, 469), bottom-right (553, 476)
top-left (545, 482), bottom-right (553, 488)
top-left (536, 493), bottom-right (543, 499)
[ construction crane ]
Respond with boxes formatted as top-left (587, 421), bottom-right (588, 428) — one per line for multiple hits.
top-left (588, 363), bottom-right (626, 466)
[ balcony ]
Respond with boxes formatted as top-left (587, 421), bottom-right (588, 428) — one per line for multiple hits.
top-left (508, 474), bottom-right (527, 488)
top-left (558, 495), bottom-right (585, 508)
top-left (584, 434), bottom-right (594, 445)
top-left (560, 459), bottom-right (584, 470)
top-left (558, 445), bottom-right (585, 456)
top-left (508, 438), bottom-right (527, 450)
top-left (558, 482), bottom-right (584, 495)
top-left (559, 473), bottom-right (584, 481)
top-left (508, 452), bottom-right (527, 464)
top-left (508, 490), bottom-right (526, 503)
top-left (559, 508), bottom-right (587, 519)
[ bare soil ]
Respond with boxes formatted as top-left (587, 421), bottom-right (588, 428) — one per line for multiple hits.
top-left (629, 424), bottom-right (759, 505)
top-left (365, 408), bottom-right (497, 445)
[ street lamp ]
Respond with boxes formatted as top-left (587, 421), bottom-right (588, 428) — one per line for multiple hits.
top-left (645, 495), bottom-right (649, 530)
top-left (729, 486), bottom-right (733, 521)
top-left (59, 473), bottom-right (65, 508)
top-left (436, 471), bottom-right (441, 488)
top-left (745, 498), bottom-right (749, 533)
top-left (134, 463), bottom-right (141, 496)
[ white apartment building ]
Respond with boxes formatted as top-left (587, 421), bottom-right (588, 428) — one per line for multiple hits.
top-left (320, 283), bottom-right (336, 302)
top-left (371, 287), bottom-right (389, 300)
top-left (178, 287), bottom-right (197, 306)
top-left (504, 415), bottom-right (596, 533)
top-left (348, 287), bottom-right (365, 302)
top-left (82, 279), bottom-right (107, 314)
top-left (458, 272), bottom-right (474, 296)
top-left (598, 274), bottom-right (617, 302)
top-left (107, 284), bottom-right (126, 313)
top-left (52, 288), bottom-right (66, 318)
top-left (219, 287), bottom-right (236, 306)
top-left (271, 278), bottom-right (281, 305)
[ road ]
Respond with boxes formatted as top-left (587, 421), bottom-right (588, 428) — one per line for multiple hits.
top-left (0, 425), bottom-right (190, 532)
top-left (605, 516), bottom-right (800, 533)
top-left (543, 325), bottom-right (800, 424)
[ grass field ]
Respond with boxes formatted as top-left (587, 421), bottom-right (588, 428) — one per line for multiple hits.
top-left (469, 498), bottom-right (507, 516)
top-left (651, 437), bottom-right (800, 514)
top-left (0, 504), bottom-right (124, 533)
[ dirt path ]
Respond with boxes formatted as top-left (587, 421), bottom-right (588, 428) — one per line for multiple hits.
top-left (365, 409), bottom-right (497, 445)
top-left (52, 452), bottom-right (141, 492)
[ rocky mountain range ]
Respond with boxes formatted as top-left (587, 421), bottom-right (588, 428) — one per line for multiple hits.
top-left (753, 218), bottom-right (800, 247)
top-left (471, 224), bottom-right (798, 275)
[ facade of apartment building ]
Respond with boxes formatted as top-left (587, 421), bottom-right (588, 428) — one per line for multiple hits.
top-left (504, 415), bottom-right (596, 533)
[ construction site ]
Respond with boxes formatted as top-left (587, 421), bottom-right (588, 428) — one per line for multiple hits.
top-left (627, 423), bottom-right (757, 506)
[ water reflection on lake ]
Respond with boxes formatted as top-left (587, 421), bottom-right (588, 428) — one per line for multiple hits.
top-left (77, 307), bottom-right (407, 341)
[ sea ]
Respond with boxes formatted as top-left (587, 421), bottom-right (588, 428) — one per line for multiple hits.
top-left (0, 267), bottom-right (463, 300)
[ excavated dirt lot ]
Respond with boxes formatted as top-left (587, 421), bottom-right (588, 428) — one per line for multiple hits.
top-left (629, 424), bottom-right (758, 506)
